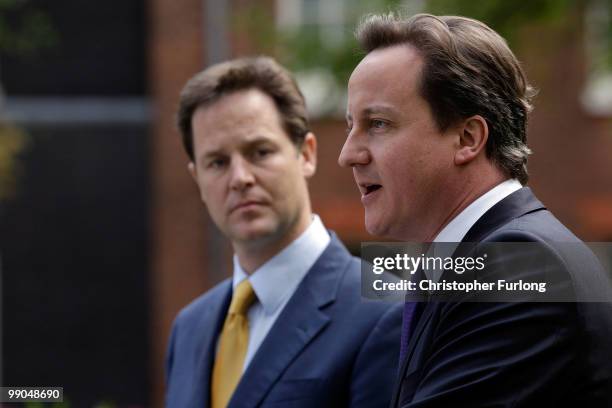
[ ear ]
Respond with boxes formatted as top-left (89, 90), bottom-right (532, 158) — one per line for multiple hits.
top-left (187, 161), bottom-right (197, 182)
top-left (300, 132), bottom-right (317, 178)
top-left (188, 161), bottom-right (208, 203)
top-left (454, 115), bottom-right (488, 165)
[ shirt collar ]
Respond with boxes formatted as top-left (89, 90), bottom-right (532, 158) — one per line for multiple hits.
top-left (434, 179), bottom-right (523, 243)
top-left (232, 214), bottom-right (330, 315)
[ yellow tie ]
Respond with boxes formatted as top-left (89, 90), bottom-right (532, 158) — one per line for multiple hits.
top-left (211, 279), bottom-right (256, 408)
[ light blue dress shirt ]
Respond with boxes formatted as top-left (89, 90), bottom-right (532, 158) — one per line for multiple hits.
top-left (231, 215), bottom-right (330, 372)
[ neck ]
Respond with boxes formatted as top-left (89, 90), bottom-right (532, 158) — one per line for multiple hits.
top-left (425, 171), bottom-right (508, 242)
top-left (234, 210), bottom-right (313, 274)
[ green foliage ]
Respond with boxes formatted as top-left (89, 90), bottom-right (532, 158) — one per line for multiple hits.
top-left (425, 0), bottom-right (576, 45)
top-left (0, 0), bottom-right (56, 200)
top-left (0, 122), bottom-right (28, 200)
top-left (272, 0), bottom-right (579, 86)
top-left (231, 0), bottom-right (405, 87)
top-left (231, 3), bottom-right (277, 55)
top-left (277, 0), bottom-right (406, 86)
top-left (0, 0), bottom-right (58, 56)
top-left (279, 25), bottom-right (359, 91)
top-left (234, 0), bottom-right (611, 118)
top-left (24, 400), bottom-right (69, 408)
top-left (588, 0), bottom-right (612, 70)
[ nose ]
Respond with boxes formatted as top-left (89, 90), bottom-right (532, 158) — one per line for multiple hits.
top-left (338, 131), bottom-right (370, 168)
top-left (229, 156), bottom-right (255, 191)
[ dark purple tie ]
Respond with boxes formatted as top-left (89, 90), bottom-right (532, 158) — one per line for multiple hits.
top-left (399, 301), bottom-right (420, 363)
top-left (400, 300), bottom-right (426, 367)
top-left (400, 262), bottom-right (429, 364)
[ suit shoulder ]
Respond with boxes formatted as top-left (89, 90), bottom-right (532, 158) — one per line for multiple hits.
top-left (174, 279), bottom-right (231, 325)
top-left (337, 254), bottom-right (363, 288)
top-left (486, 209), bottom-right (580, 243)
top-left (482, 207), bottom-right (612, 302)
top-left (338, 255), bottom-right (402, 316)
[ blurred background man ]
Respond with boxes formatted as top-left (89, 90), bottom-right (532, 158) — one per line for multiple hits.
top-left (166, 56), bottom-right (402, 408)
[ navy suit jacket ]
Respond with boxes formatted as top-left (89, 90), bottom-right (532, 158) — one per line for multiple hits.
top-left (393, 187), bottom-right (612, 407)
top-left (166, 234), bottom-right (403, 408)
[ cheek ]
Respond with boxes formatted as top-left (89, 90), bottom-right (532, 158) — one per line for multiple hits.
top-left (378, 148), bottom-right (416, 187)
top-left (199, 181), bottom-right (225, 211)
top-left (378, 157), bottom-right (426, 213)
top-left (261, 161), bottom-right (302, 194)
top-left (274, 178), bottom-right (302, 209)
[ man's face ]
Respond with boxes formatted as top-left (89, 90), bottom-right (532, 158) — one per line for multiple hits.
top-left (189, 89), bottom-right (316, 248)
top-left (339, 45), bottom-right (458, 241)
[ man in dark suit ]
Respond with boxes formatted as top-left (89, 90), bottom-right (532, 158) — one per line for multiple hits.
top-left (339, 13), bottom-right (612, 407)
top-left (166, 56), bottom-right (402, 408)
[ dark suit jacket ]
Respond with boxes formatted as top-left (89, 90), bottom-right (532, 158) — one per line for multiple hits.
top-left (393, 187), bottom-right (612, 407)
top-left (166, 234), bottom-right (403, 408)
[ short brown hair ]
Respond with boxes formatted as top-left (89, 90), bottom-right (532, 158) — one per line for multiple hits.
top-left (356, 13), bottom-right (534, 184)
top-left (177, 56), bottom-right (309, 160)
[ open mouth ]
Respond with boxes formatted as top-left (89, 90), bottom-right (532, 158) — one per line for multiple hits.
top-left (364, 184), bottom-right (382, 195)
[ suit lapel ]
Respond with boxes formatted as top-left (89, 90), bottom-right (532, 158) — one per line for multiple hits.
top-left (392, 187), bottom-right (546, 406)
top-left (192, 281), bottom-right (232, 408)
top-left (228, 235), bottom-right (351, 408)
top-left (462, 187), bottom-right (545, 243)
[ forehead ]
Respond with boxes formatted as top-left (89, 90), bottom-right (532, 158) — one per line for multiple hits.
top-left (192, 88), bottom-right (288, 150)
top-left (194, 88), bottom-right (282, 128)
top-left (348, 44), bottom-right (423, 112)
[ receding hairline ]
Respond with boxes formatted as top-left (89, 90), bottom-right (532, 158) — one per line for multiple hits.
top-left (190, 88), bottom-right (304, 162)
top-left (350, 41), bottom-right (423, 81)
top-left (347, 43), bottom-right (425, 115)
top-left (190, 87), bottom-right (293, 139)
top-left (177, 55), bottom-right (310, 161)
top-left (192, 86), bottom-right (280, 116)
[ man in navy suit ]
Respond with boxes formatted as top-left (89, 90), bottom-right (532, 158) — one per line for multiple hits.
top-left (166, 56), bottom-right (402, 407)
top-left (339, 13), bottom-right (612, 407)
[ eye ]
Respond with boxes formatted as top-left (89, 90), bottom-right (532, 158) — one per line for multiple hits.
top-left (253, 147), bottom-right (273, 160)
top-left (207, 157), bottom-right (228, 169)
top-left (370, 119), bottom-right (388, 129)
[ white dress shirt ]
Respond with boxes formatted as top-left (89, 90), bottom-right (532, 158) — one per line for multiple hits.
top-left (426, 179), bottom-right (522, 281)
top-left (434, 179), bottom-right (523, 243)
top-left (231, 215), bottom-right (330, 372)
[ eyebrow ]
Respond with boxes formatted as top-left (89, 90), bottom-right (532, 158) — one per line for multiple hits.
top-left (195, 148), bottom-right (224, 166)
top-left (346, 105), bottom-right (398, 122)
top-left (363, 105), bottom-right (397, 116)
top-left (197, 136), bottom-right (275, 161)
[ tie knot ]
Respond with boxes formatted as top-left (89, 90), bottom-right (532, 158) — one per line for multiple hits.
top-left (229, 280), bottom-right (256, 315)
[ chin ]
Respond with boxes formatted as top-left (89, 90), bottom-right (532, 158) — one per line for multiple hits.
top-left (231, 220), bottom-right (278, 243)
top-left (365, 215), bottom-right (390, 239)
top-left (234, 227), bottom-right (273, 242)
top-left (366, 216), bottom-right (410, 241)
